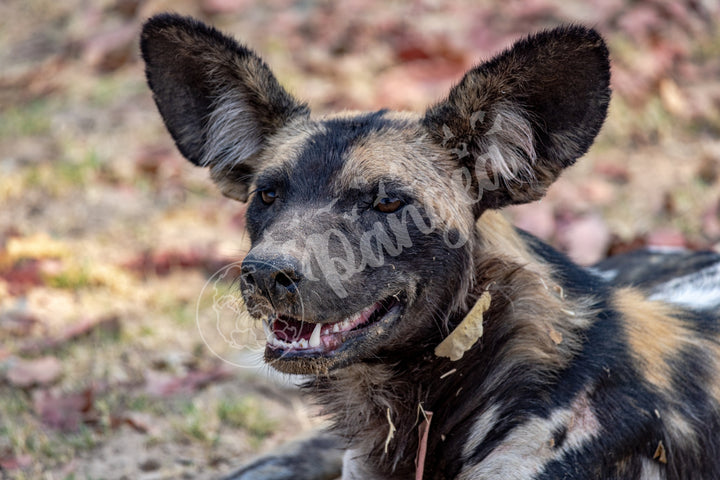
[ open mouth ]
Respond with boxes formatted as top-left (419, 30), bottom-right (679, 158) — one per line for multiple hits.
top-left (264, 295), bottom-right (404, 356)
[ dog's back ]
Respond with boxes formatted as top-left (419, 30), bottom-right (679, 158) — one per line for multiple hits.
top-left (141, 15), bottom-right (720, 479)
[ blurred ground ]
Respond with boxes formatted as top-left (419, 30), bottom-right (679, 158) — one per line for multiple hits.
top-left (1, 0), bottom-right (719, 478)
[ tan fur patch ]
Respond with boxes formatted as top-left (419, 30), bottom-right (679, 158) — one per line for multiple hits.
top-left (472, 215), bottom-right (596, 395)
top-left (615, 288), bottom-right (697, 392)
top-left (232, 117), bottom-right (323, 201)
top-left (476, 211), bottom-right (550, 278)
top-left (617, 291), bottom-right (720, 456)
top-left (336, 117), bottom-right (477, 241)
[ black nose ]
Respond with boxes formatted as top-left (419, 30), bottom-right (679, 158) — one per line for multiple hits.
top-left (240, 254), bottom-right (303, 306)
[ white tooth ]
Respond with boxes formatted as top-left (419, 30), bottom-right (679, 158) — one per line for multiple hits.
top-left (290, 341), bottom-right (300, 349)
top-left (299, 338), bottom-right (309, 349)
top-left (309, 323), bottom-right (322, 348)
top-left (332, 324), bottom-right (340, 333)
top-left (263, 320), bottom-right (272, 341)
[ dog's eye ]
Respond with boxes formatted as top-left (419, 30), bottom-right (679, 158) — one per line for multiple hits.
top-left (260, 189), bottom-right (277, 205)
top-left (374, 197), bottom-right (404, 213)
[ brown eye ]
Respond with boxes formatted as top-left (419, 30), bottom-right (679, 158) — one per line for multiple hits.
top-left (260, 189), bottom-right (277, 205)
top-left (374, 197), bottom-right (403, 213)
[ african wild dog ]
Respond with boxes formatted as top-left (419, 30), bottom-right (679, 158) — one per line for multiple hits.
top-left (141, 14), bottom-right (720, 480)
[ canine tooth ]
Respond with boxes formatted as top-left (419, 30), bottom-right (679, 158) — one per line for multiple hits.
top-left (263, 320), bottom-right (272, 341)
top-left (309, 323), bottom-right (322, 348)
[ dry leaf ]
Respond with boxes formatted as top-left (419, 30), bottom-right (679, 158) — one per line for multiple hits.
top-left (0, 454), bottom-right (32, 471)
top-left (653, 440), bottom-right (667, 464)
top-left (435, 291), bottom-right (491, 361)
top-left (33, 387), bottom-right (96, 432)
top-left (549, 327), bottom-right (563, 345)
top-left (659, 79), bottom-right (690, 118)
top-left (6, 234), bottom-right (70, 261)
top-left (5, 356), bottom-right (62, 388)
top-left (19, 316), bottom-right (120, 355)
top-left (144, 365), bottom-right (232, 397)
top-left (384, 407), bottom-right (396, 454)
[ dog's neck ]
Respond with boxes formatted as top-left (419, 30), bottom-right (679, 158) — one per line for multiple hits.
top-left (305, 214), bottom-right (598, 477)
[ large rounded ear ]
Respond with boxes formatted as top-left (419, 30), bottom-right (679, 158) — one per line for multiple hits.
top-left (141, 14), bottom-right (309, 201)
top-left (423, 26), bottom-right (610, 214)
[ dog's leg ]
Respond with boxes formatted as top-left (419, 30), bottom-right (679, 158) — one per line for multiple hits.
top-left (222, 433), bottom-right (343, 480)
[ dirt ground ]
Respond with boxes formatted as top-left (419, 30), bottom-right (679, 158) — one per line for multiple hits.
top-left (1, 0), bottom-right (719, 478)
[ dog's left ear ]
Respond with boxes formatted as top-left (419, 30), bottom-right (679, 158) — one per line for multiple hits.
top-left (423, 26), bottom-right (610, 213)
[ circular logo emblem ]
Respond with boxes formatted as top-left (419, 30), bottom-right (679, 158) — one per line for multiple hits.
top-left (196, 260), bottom-right (305, 367)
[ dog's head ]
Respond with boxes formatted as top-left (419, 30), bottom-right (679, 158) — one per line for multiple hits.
top-left (141, 15), bottom-right (610, 374)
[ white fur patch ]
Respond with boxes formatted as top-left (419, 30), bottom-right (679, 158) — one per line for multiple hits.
top-left (476, 105), bottom-right (537, 192)
top-left (201, 87), bottom-right (262, 171)
top-left (461, 404), bottom-right (502, 460)
top-left (585, 267), bottom-right (618, 282)
top-left (341, 449), bottom-right (381, 480)
top-left (639, 458), bottom-right (665, 480)
top-left (458, 393), bottom-right (600, 480)
top-left (649, 262), bottom-right (720, 310)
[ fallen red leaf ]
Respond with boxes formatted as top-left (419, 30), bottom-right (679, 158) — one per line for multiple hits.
top-left (0, 454), bottom-right (33, 471)
top-left (606, 235), bottom-right (649, 257)
top-left (18, 315), bottom-right (120, 355)
top-left (0, 259), bottom-right (45, 296)
top-left (5, 356), bottom-right (62, 388)
top-left (122, 247), bottom-right (231, 277)
top-left (593, 162), bottom-right (631, 184)
top-left (702, 201), bottom-right (720, 240)
top-left (201, 0), bottom-right (252, 15)
top-left (33, 387), bottom-right (96, 432)
top-left (144, 365), bottom-right (233, 397)
top-left (646, 229), bottom-right (687, 249)
top-left (82, 22), bottom-right (137, 72)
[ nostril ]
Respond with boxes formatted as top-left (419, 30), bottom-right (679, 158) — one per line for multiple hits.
top-left (242, 254), bottom-right (302, 300)
top-left (275, 271), bottom-right (296, 289)
top-left (240, 264), bottom-right (257, 285)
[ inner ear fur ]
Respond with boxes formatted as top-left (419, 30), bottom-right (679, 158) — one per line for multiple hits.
top-left (141, 13), bottom-right (309, 201)
top-left (423, 25), bottom-right (611, 213)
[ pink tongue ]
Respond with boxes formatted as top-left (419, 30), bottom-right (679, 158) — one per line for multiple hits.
top-left (272, 301), bottom-right (382, 344)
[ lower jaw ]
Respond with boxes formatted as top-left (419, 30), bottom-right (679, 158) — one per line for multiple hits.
top-left (264, 304), bottom-right (404, 374)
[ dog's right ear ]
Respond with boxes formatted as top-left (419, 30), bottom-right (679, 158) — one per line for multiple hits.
top-left (141, 14), bottom-right (309, 202)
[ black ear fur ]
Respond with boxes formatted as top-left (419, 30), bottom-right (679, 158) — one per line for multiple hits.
top-left (423, 25), bottom-right (611, 213)
top-left (141, 14), bottom-right (309, 201)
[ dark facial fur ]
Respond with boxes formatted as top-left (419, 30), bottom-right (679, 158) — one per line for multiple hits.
top-left (141, 15), bottom-right (609, 376)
